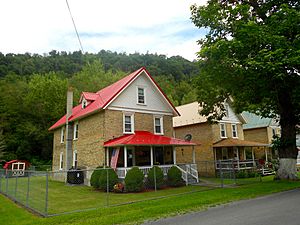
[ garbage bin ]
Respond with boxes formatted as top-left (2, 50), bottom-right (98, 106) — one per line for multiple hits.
top-left (67, 168), bottom-right (84, 184)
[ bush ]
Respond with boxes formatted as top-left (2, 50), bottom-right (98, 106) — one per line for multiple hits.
top-left (167, 166), bottom-right (184, 187)
top-left (99, 168), bottom-right (119, 191)
top-left (90, 166), bottom-right (104, 189)
top-left (147, 166), bottom-right (164, 189)
top-left (125, 167), bottom-right (144, 192)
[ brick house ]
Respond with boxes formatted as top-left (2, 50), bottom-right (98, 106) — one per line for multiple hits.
top-left (242, 112), bottom-right (280, 162)
top-left (49, 67), bottom-right (198, 183)
top-left (173, 101), bottom-right (268, 176)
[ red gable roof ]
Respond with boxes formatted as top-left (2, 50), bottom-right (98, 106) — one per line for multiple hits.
top-left (49, 67), bottom-right (179, 131)
top-left (104, 131), bottom-right (196, 147)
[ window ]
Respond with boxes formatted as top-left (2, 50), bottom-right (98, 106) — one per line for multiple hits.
top-left (73, 150), bottom-right (78, 168)
top-left (123, 113), bottom-right (134, 133)
top-left (59, 152), bottom-right (64, 170)
top-left (222, 148), bottom-right (228, 160)
top-left (220, 123), bottom-right (227, 138)
top-left (60, 127), bottom-right (65, 143)
top-left (225, 104), bottom-right (229, 117)
top-left (137, 87), bottom-right (146, 104)
top-left (82, 99), bottom-right (87, 109)
top-left (154, 116), bottom-right (163, 134)
top-left (232, 124), bottom-right (238, 138)
top-left (73, 122), bottom-right (79, 140)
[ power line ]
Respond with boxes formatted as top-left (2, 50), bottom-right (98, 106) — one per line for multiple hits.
top-left (65, 0), bottom-right (84, 53)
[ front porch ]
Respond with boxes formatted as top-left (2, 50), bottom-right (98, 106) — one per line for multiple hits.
top-left (213, 138), bottom-right (271, 174)
top-left (104, 131), bottom-right (199, 183)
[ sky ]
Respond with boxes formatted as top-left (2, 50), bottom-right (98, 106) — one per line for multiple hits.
top-left (0, 0), bottom-right (207, 61)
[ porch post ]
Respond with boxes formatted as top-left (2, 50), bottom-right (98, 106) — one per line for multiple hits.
top-left (106, 148), bottom-right (109, 167)
top-left (173, 146), bottom-right (177, 165)
top-left (150, 146), bottom-right (154, 166)
top-left (192, 146), bottom-right (196, 164)
top-left (132, 148), bottom-right (136, 166)
top-left (124, 146), bottom-right (127, 168)
top-left (252, 147), bottom-right (255, 166)
top-left (265, 147), bottom-right (268, 162)
top-left (237, 148), bottom-right (240, 170)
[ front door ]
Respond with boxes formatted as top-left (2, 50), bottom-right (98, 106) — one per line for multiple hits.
top-left (154, 147), bottom-right (164, 165)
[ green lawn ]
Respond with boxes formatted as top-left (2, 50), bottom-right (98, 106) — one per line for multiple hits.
top-left (1, 176), bottom-right (300, 225)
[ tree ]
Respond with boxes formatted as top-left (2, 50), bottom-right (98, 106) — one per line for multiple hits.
top-left (191, 0), bottom-right (300, 179)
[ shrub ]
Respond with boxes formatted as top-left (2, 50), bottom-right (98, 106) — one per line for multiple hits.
top-left (90, 166), bottom-right (104, 189)
top-left (125, 167), bottom-right (144, 192)
top-left (147, 166), bottom-right (164, 189)
top-left (99, 168), bottom-right (119, 191)
top-left (167, 166), bottom-right (184, 187)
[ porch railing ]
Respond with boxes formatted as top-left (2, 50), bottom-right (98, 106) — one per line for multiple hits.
top-left (115, 164), bottom-right (199, 184)
top-left (215, 160), bottom-right (256, 171)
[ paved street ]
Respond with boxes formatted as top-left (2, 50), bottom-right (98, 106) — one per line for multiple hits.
top-left (143, 189), bottom-right (300, 225)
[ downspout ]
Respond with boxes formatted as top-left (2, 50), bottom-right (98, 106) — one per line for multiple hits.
top-left (65, 88), bottom-right (73, 171)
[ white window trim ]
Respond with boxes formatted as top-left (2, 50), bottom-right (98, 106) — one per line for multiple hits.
top-left (82, 98), bottom-right (88, 109)
top-left (220, 123), bottom-right (227, 138)
top-left (154, 116), bottom-right (164, 135)
top-left (73, 122), bottom-right (79, 140)
top-left (59, 152), bottom-right (64, 170)
top-left (60, 127), bottom-right (65, 143)
top-left (136, 86), bottom-right (146, 105)
top-left (232, 124), bottom-right (238, 138)
top-left (73, 150), bottom-right (78, 168)
top-left (123, 113), bottom-right (134, 134)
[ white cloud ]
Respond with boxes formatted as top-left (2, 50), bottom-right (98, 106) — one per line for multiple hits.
top-left (0, 0), bottom-right (207, 61)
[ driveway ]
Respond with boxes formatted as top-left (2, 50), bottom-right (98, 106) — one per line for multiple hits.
top-left (143, 189), bottom-right (300, 225)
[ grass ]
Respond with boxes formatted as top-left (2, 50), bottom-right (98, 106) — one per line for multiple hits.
top-left (1, 175), bottom-right (300, 225)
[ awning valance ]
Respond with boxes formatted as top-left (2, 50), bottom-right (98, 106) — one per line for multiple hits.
top-left (104, 131), bottom-right (196, 147)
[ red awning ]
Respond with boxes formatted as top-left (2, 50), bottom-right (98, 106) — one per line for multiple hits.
top-left (104, 131), bottom-right (196, 147)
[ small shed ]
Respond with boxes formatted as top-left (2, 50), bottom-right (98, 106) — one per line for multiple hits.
top-left (3, 160), bottom-right (31, 177)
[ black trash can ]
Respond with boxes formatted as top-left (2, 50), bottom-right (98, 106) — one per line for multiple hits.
top-left (67, 168), bottom-right (84, 184)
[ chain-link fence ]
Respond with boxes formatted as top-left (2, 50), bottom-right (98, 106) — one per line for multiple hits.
top-left (0, 162), bottom-right (269, 217)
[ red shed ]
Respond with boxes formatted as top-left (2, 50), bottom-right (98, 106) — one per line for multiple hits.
top-left (3, 160), bottom-right (31, 176)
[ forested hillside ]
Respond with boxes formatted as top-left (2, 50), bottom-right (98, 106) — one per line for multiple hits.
top-left (0, 50), bottom-right (199, 165)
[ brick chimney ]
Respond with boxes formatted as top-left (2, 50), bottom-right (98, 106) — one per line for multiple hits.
top-left (65, 88), bottom-right (73, 171)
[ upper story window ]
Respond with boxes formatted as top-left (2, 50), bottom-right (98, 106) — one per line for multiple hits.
top-left (73, 122), bottom-right (79, 140)
top-left (60, 127), bottom-right (65, 143)
top-left (59, 152), bottom-right (64, 170)
top-left (123, 113), bottom-right (134, 134)
top-left (232, 124), bottom-right (238, 138)
top-left (154, 116), bottom-right (163, 135)
top-left (137, 87), bottom-right (146, 104)
top-left (220, 123), bottom-right (227, 138)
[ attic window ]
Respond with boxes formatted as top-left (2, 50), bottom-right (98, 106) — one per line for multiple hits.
top-left (82, 99), bottom-right (88, 109)
top-left (137, 87), bottom-right (146, 104)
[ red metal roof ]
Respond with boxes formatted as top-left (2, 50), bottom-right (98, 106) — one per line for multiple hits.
top-left (49, 67), bottom-right (179, 131)
top-left (3, 160), bottom-right (30, 169)
top-left (104, 131), bottom-right (196, 147)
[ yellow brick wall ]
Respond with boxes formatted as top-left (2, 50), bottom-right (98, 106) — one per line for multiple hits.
top-left (244, 127), bottom-right (269, 144)
top-left (174, 123), bottom-right (215, 176)
top-left (73, 111), bottom-right (105, 169)
top-left (52, 128), bottom-right (65, 171)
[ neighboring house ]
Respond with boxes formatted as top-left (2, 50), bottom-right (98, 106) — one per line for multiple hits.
top-left (242, 112), bottom-right (280, 161)
top-left (49, 67), bottom-right (198, 184)
top-left (173, 101), bottom-right (268, 176)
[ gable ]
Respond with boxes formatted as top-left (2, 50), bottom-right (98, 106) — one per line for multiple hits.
top-left (219, 103), bottom-right (242, 124)
top-left (108, 71), bottom-right (175, 115)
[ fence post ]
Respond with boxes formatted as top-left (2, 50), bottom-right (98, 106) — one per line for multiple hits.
top-left (6, 172), bottom-right (8, 194)
top-left (45, 170), bottom-right (49, 216)
top-left (26, 171), bottom-right (30, 207)
top-left (0, 170), bottom-right (2, 193)
top-left (219, 160), bottom-right (224, 188)
top-left (106, 168), bottom-right (109, 206)
top-left (231, 160), bottom-right (236, 185)
top-left (154, 166), bottom-right (157, 192)
top-left (15, 174), bottom-right (18, 200)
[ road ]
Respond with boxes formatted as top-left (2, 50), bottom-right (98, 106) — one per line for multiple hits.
top-left (143, 189), bottom-right (300, 225)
